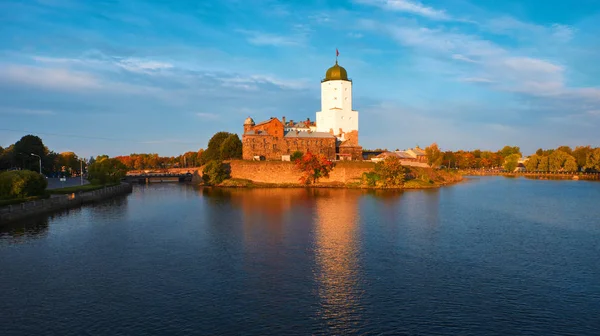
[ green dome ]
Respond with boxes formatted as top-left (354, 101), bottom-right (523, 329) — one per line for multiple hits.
top-left (324, 61), bottom-right (348, 82)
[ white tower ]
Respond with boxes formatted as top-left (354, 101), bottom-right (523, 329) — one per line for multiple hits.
top-left (315, 59), bottom-right (359, 143)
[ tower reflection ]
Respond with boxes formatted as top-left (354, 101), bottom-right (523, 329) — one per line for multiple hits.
top-left (312, 189), bottom-right (364, 331)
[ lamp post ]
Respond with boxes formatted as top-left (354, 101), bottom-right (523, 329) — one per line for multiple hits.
top-left (80, 159), bottom-right (83, 186)
top-left (30, 153), bottom-right (42, 175)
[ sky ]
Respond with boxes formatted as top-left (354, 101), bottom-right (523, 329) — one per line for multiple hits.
top-left (1, 0), bottom-right (600, 157)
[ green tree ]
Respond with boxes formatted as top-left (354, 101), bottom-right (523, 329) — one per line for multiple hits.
top-left (573, 146), bottom-right (591, 170)
top-left (220, 134), bottom-right (243, 160)
top-left (0, 170), bottom-right (47, 199)
top-left (535, 148), bottom-right (544, 156)
top-left (374, 156), bottom-right (406, 187)
top-left (425, 143), bottom-right (443, 168)
top-left (503, 154), bottom-right (520, 172)
top-left (538, 156), bottom-right (550, 172)
top-left (499, 146), bottom-right (521, 158)
top-left (564, 156), bottom-right (578, 172)
top-left (87, 157), bottom-right (127, 185)
top-left (202, 160), bottom-right (229, 185)
top-left (296, 152), bottom-right (334, 184)
top-left (556, 146), bottom-right (573, 156)
top-left (549, 150), bottom-right (578, 172)
top-left (291, 151), bottom-right (304, 162)
top-left (202, 132), bottom-right (234, 164)
top-left (13, 135), bottom-right (46, 172)
top-left (525, 155), bottom-right (540, 171)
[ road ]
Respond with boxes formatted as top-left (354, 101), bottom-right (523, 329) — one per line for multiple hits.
top-left (46, 177), bottom-right (90, 190)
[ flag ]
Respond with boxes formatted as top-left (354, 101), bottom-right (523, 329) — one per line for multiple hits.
top-left (336, 48), bottom-right (339, 57)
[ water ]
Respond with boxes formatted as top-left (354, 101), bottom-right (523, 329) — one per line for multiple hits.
top-left (1, 177), bottom-right (599, 335)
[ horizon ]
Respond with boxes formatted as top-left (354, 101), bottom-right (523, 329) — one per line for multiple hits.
top-left (1, 0), bottom-right (599, 158)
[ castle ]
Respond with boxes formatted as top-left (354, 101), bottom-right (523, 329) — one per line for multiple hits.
top-left (242, 58), bottom-right (362, 161)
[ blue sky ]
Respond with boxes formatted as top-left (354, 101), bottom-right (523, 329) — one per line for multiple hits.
top-left (1, 0), bottom-right (599, 157)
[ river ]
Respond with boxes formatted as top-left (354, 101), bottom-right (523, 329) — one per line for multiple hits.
top-left (1, 177), bottom-right (599, 335)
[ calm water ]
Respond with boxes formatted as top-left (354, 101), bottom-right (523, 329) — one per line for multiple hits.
top-left (1, 177), bottom-right (599, 335)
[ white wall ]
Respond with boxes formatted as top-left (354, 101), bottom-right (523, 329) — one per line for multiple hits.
top-left (316, 80), bottom-right (358, 136)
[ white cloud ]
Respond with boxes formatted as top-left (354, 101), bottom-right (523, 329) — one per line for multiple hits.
top-left (452, 54), bottom-right (478, 63)
top-left (117, 58), bottom-right (173, 72)
top-left (355, 0), bottom-right (449, 20)
top-left (460, 77), bottom-right (494, 83)
top-left (196, 112), bottom-right (219, 120)
top-left (236, 29), bottom-right (303, 46)
top-left (0, 108), bottom-right (56, 116)
top-left (1, 65), bottom-right (101, 90)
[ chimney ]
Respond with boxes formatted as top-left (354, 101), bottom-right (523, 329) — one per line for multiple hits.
top-left (306, 117), bottom-right (310, 123)
top-left (282, 116), bottom-right (286, 125)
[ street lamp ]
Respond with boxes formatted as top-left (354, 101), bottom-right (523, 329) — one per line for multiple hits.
top-left (30, 153), bottom-right (42, 175)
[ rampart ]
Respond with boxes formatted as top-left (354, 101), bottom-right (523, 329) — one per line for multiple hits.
top-left (0, 183), bottom-right (133, 225)
top-left (228, 160), bottom-right (374, 184)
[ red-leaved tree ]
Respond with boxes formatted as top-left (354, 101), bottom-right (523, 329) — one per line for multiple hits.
top-left (295, 152), bottom-right (334, 185)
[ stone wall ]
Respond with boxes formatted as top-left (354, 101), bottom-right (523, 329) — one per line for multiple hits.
top-left (0, 183), bottom-right (133, 225)
top-left (242, 135), bottom-right (337, 161)
top-left (229, 160), bottom-right (374, 184)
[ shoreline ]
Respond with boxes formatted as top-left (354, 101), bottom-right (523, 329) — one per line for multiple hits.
top-left (0, 183), bottom-right (133, 226)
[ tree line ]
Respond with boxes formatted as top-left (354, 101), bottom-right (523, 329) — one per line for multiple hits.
top-left (423, 143), bottom-right (600, 172)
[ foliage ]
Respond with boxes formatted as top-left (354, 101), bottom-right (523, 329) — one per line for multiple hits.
top-left (374, 156), bottom-right (406, 187)
top-left (585, 148), bottom-right (600, 171)
top-left (525, 155), bottom-right (541, 171)
top-left (361, 171), bottom-right (381, 187)
top-left (202, 160), bottom-right (229, 185)
top-left (295, 152), bottom-right (334, 185)
top-left (202, 132), bottom-right (235, 164)
top-left (291, 151), bottom-right (304, 162)
top-left (220, 134), bottom-right (243, 160)
top-left (499, 146), bottom-right (521, 158)
top-left (0, 170), bottom-right (47, 199)
top-left (87, 156), bottom-right (127, 185)
top-left (573, 146), bottom-right (591, 170)
top-left (425, 142), bottom-right (443, 168)
top-left (503, 154), bottom-right (520, 172)
top-left (549, 150), bottom-right (578, 172)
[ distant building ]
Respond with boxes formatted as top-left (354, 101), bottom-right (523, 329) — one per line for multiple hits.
top-left (371, 147), bottom-right (430, 167)
top-left (242, 56), bottom-right (363, 161)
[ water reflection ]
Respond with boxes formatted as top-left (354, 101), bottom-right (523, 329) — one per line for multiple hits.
top-left (312, 189), bottom-right (364, 332)
top-left (0, 215), bottom-right (50, 243)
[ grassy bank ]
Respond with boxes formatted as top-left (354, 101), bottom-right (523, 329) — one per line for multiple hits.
top-left (47, 183), bottom-right (120, 195)
top-left (214, 166), bottom-right (463, 189)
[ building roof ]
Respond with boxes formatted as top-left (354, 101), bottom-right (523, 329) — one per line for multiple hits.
top-left (323, 61), bottom-right (349, 82)
top-left (284, 131), bottom-right (335, 138)
top-left (244, 117), bottom-right (255, 125)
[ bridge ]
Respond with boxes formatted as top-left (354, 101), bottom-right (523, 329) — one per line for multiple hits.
top-left (123, 172), bottom-right (194, 184)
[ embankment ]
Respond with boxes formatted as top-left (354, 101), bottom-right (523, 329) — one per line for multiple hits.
top-left (228, 160), bottom-right (374, 184)
top-left (0, 183), bottom-right (133, 225)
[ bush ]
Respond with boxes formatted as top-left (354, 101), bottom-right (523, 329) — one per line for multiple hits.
top-left (0, 170), bottom-right (47, 199)
top-left (291, 151), bottom-right (304, 162)
top-left (202, 160), bottom-right (229, 185)
top-left (87, 157), bottom-right (127, 185)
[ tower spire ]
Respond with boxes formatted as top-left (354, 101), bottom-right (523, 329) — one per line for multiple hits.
top-left (336, 48), bottom-right (339, 64)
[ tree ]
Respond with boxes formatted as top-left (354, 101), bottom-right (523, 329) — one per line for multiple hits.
top-left (503, 154), bottom-right (520, 172)
top-left (374, 156), bottom-right (405, 187)
top-left (59, 152), bottom-right (79, 175)
top-left (573, 146), bottom-right (591, 170)
top-left (87, 157), bottom-right (127, 185)
top-left (13, 135), bottom-right (46, 172)
top-left (549, 150), bottom-right (577, 172)
top-left (220, 134), bottom-right (243, 160)
top-left (425, 143), bottom-right (443, 168)
top-left (585, 148), bottom-right (600, 171)
top-left (564, 156), bottom-right (578, 172)
top-left (556, 146), bottom-right (573, 156)
top-left (202, 132), bottom-right (235, 164)
top-left (499, 146), bottom-right (521, 158)
top-left (202, 160), bottom-right (229, 185)
top-left (296, 152), bottom-right (334, 184)
top-left (0, 170), bottom-right (47, 199)
top-left (525, 155), bottom-right (540, 171)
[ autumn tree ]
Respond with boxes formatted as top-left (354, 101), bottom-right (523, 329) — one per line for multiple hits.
top-left (374, 156), bottom-right (405, 187)
top-left (295, 152), bottom-right (334, 184)
top-left (573, 146), bottom-right (592, 170)
top-left (525, 155), bottom-right (540, 171)
top-left (291, 151), bottom-right (303, 162)
top-left (425, 143), bottom-right (443, 168)
top-left (503, 154), bottom-right (520, 172)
